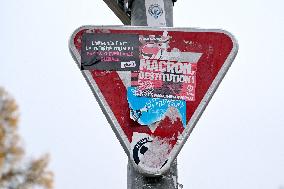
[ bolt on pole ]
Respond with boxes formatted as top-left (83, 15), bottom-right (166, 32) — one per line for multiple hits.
top-left (127, 0), bottom-right (178, 188)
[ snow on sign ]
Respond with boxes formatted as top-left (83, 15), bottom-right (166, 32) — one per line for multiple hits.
top-left (69, 26), bottom-right (238, 175)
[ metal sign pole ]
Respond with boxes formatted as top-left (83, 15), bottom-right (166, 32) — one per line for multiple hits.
top-left (69, 1), bottom-right (238, 188)
top-left (127, 0), bottom-right (178, 188)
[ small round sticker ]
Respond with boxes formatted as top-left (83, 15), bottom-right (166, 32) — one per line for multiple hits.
top-left (148, 4), bottom-right (164, 19)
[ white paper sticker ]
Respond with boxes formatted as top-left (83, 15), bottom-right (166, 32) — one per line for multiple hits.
top-left (145, 0), bottom-right (166, 26)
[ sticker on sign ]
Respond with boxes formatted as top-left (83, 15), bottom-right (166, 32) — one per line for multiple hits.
top-left (69, 26), bottom-right (238, 175)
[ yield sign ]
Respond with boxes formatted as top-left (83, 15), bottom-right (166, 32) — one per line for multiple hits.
top-left (69, 26), bottom-right (238, 175)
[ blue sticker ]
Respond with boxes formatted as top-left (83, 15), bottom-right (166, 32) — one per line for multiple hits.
top-left (148, 4), bottom-right (164, 19)
top-left (127, 87), bottom-right (187, 127)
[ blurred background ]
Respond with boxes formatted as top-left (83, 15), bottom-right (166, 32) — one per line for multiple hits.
top-left (0, 0), bottom-right (283, 188)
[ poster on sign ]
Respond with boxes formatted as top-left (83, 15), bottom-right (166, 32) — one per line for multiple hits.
top-left (69, 26), bottom-right (238, 175)
top-left (81, 33), bottom-right (140, 71)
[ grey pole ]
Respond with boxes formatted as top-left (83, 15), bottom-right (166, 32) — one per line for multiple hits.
top-left (127, 159), bottom-right (179, 189)
top-left (127, 0), bottom-right (179, 188)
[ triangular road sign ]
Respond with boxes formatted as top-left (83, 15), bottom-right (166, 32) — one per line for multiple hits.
top-left (69, 26), bottom-right (238, 175)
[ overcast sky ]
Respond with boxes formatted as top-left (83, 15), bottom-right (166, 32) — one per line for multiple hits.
top-left (0, 0), bottom-right (283, 189)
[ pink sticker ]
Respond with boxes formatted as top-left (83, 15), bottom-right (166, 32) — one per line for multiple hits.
top-left (133, 59), bottom-right (197, 101)
top-left (131, 33), bottom-right (200, 101)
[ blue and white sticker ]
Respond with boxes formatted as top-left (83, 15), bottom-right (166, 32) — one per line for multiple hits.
top-left (127, 87), bottom-right (187, 127)
top-left (145, 0), bottom-right (166, 26)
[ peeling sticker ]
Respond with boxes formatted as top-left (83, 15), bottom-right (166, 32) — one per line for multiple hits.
top-left (133, 59), bottom-right (197, 101)
top-left (131, 133), bottom-right (153, 165)
top-left (131, 132), bottom-right (172, 169)
top-left (139, 136), bottom-right (171, 169)
top-left (127, 87), bottom-right (186, 127)
top-left (81, 33), bottom-right (140, 71)
top-left (126, 32), bottom-right (202, 126)
top-left (131, 32), bottom-right (202, 101)
top-left (139, 31), bottom-right (171, 60)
